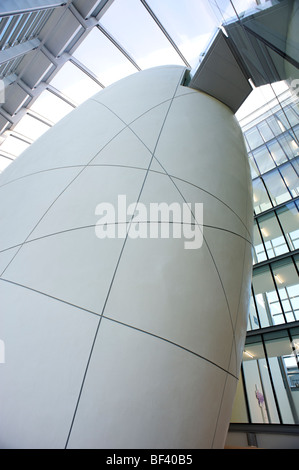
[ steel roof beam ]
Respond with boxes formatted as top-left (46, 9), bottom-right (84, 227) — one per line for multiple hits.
top-left (72, 0), bottom-right (114, 20)
top-left (97, 24), bottom-right (141, 71)
top-left (0, 1), bottom-right (67, 17)
top-left (69, 56), bottom-right (105, 88)
top-left (0, 38), bottom-right (40, 65)
top-left (139, 0), bottom-right (191, 68)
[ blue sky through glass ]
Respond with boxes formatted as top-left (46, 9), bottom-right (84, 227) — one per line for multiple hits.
top-left (0, 0), bottom-right (290, 166)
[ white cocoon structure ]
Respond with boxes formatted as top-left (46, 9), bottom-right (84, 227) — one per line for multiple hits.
top-left (0, 65), bottom-right (253, 449)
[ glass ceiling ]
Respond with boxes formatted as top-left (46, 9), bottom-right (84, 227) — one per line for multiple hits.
top-left (0, 0), bottom-right (295, 173)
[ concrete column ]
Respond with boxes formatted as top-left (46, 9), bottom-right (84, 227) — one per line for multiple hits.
top-left (0, 65), bottom-right (253, 449)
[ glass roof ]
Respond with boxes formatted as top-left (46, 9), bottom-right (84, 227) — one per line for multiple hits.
top-left (72, 26), bottom-right (138, 87)
top-left (0, 0), bottom-right (296, 173)
top-left (143, 0), bottom-right (219, 69)
top-left (49, 60), bottom-right (103, 105)
top-left (99, 0), bottom-right (188, 69)
top-left (29, 89), bottom-right (75, 123)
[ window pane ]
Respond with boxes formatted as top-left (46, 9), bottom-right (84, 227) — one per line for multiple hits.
top-left (294, 124), bottom-right (299, 143)
top-left (253, 220), bottom-right (266, 263)
top-left (0, 155), bottom-right (13, 172)
top-left (242, 339), bottom-right (280, 424)
top-left (49, 61), bottom-right (103, 104)
top-left (257, 121), bottom-right (274, 142)
top-left (277, 133), bottom-right (299, 160)
top-left (252, 266), bottom-right (282, 327)
top-left (249, 155), bottom-right (260, 178)
top-left (263, 169), bottom-right (291, 206)
top-left (145, 0), bottom-right (218, 69)
top-left (258, 212), bottom-right (288, 259)
top-left (253, 178), bottom-right (272, 214)
top-left (0, 135), bottom-right (30, 157)
top-left (100, 0), bottom-right (186, 70)
top-left (267, 115), bottom-right (285, 137)
top-left (272, 259), bottom-right (299, 323)
top-left (29, 89), bottom-right (73, 123)
top-left (275, 111), bottom-right (289, 132)
top-left (248, 295), bottom-right (260, 330)
top-left (277, 202), bottom-right (299, 250)
top-left (245, 126), bottom-right (264, 150)
top-left (268, 140), bottom-right (287, 166)
top-left (73, 27), bottom-right (137, 86)
top-left (279, 162), bottom-right (299, 198)
top-left (252, 146), bottom-right (275, 174)
top-left (13, 114), bottom-right (50, 141)
top-left (285, 106), bottom-right (299, 127)
top-left (290, 328), bottom-right (299, 385)
top-left (264, 331), bottom-right (298, 424)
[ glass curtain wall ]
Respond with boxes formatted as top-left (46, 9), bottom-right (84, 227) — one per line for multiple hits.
top-left (231, 326), bottom-right (299, 425)
top-left (235, 89), bottom-right (299, 426)
top-left (245, 93), bottom-right (299, 334)
top-left (233, 0), bottom-right (299, 425)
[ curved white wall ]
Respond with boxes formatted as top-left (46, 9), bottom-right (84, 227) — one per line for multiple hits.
top-left (0, 65), bottom-right (253, 449)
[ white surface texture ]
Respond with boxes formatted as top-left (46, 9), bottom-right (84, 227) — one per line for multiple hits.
top-left (0, 65), bottom-right (253, 449)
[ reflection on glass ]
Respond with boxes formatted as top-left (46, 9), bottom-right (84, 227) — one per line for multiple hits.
top-left (277, 202), bottom-right (299, 250)
top-left (268, 140), bottom-right (287, 166)
top-left (207, 0), bottom-right (262, 25)
top-left (263, 169), bottom-right (291, 206)
top-left (248, 294), bottom-right (260, 330)
top-left (233, 328), bottom-right (299, 425)
top-left (253, 220), bottom-right (266, 264)
top-left (290, 328), bottom-right (299, 391)
top-left (272, 259), bottom-right (299, 323)
top-left (258, 212), bottom-right (288, 259)
top-left (245, 126), bottom-right (264, 150)
top-left (249, 155), bottom-right (259, 178)
top-left (251, 258), bottom-right (299, 327)
top-left (252, 146), bottom-right (275, 174)
top-left (252, 265), bottom-right (282, 327)
top-left (258, 121), bottom-right (274, 142)
top-left (252, 178), bottom-right (272, 214)
top-left (284, 105), bottom-right (299, 127)
top-left (242, 338), bottom-right (280, 424)
top-left (264, 331), bottom-right (299, 424)
top-left (279, 162), bottom-right (299, 198)
top-left (278, 133), bottom-right (299, 159)
top-left (276, 111), bottom-right (288, 132)
top-left (267, 115), bottom-right (286, 137)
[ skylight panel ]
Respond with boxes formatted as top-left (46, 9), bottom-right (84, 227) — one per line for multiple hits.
top-left (29, 89), bottom-right (74, 123)
top-left (73, 27), bottom-right (137, 87)
top-left (13, 114), bottom-right (50, 141)
top-left (49, 61), bottom-right (103, 104)
top-left (99, 0), bottom-right (187, 70)
top-left (0, 134), bottom-right (30, 156)
top-left (0, 155), bottom-right (13, 172)
top-left (144, 0), bottom-right (219, 69)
